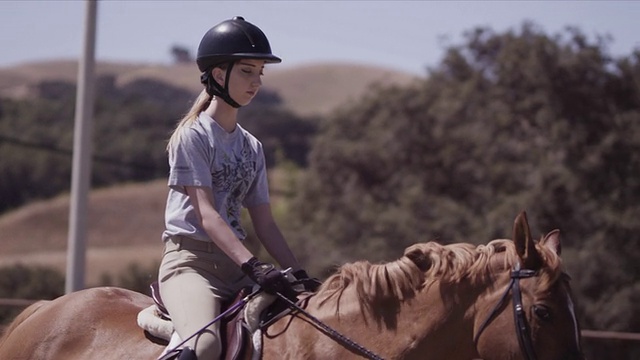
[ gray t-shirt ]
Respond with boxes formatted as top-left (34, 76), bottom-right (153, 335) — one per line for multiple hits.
top-left (162, 113), bottom-right (270, 242)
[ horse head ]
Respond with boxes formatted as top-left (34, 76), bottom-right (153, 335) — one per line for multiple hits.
top-left (474, 211), bottom-right (585, 360)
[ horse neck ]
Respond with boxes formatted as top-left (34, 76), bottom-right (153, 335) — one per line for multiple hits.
top-left (388, 277), bottom-right (487, 359)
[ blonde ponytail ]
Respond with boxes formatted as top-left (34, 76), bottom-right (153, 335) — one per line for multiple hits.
top-left (167, 89), bottom-right (212, 152)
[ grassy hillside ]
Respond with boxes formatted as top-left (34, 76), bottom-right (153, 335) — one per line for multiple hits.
top-left (0, 180), bottom-right (167, 285)
top-left (0, 59), bottom-right (418, 116)
top-left (263, 61), bottom-right (418, 116)
top-left (0, 169), bottom-right (295, 286)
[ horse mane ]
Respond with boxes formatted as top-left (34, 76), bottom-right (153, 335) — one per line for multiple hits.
top-left (316, 238), bottom-right (564, 314)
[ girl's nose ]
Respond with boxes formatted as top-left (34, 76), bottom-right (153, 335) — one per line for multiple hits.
top-left (253, 75), bottom-right (262, 87)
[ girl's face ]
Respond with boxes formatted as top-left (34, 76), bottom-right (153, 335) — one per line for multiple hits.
top-left (214, 59), bottom-right (266, 106)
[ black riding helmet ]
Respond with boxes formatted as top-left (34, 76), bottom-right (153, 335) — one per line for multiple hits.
top-left (197, 16), bottom-right (281, 108)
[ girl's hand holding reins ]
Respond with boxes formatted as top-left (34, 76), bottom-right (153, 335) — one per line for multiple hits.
top-left (241, 257), bottom-right (294, 296)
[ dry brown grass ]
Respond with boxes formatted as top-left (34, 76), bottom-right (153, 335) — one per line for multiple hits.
top-left (0, 180), bottom-right (168, 285)
top-left (0, 59), bottom-right (418, 116)
top-left (263, 61), bottom-right (418, 116)
top-left (0, 169), bottom-right (297, 286)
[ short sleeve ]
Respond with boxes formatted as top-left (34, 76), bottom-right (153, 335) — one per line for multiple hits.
top-left (168, 127), bottom-right (213, 189)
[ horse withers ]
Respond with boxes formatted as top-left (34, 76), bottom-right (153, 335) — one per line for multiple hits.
top-left (0, 212), bottom-right (584, 359)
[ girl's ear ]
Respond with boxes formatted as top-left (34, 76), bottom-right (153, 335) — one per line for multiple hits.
top-left (212, 68), bottom-right (225, 86)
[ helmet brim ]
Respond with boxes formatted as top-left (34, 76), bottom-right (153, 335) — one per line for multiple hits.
top-left (197, 53), bottom-right (281, 72)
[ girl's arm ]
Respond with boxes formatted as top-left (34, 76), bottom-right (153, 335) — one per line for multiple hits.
top-left (186, 185), bottom-right (253, 266)
top-left (188, 186), bottom-right (299, 294)
top-left (248, 203), bottom-right (301, 271)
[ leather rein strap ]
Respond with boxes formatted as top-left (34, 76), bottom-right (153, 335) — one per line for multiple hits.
top-left (474, 262), bottom-right (538, 360)
top-left (275, 293), bottom-right (385, 360)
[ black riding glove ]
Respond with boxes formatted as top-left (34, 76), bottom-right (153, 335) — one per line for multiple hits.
top-left (241, 257), bottom-right (293, 295)
top-left (293, 269), bottom-right (322, 293)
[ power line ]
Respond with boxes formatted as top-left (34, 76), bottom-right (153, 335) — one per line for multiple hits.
top-left (0, 134), bottom-right (158, 171)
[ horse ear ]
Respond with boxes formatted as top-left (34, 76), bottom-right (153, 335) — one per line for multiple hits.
top-left (404, 244), bottom-right (431, 272)
top-left (513, 211), bottom-right (542, 270)
top-left (541, 229), bottom-right (562, 255)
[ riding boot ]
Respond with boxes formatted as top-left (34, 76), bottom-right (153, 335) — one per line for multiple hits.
top-left (177, 347), bottom-right (197, 360)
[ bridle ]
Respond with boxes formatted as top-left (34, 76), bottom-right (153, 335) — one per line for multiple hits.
top-left (474, 262), bottom-right (538, 360)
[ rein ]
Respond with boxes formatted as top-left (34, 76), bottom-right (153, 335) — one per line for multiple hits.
top-left (276, 292), bottom-right (385, 360)
top-left (474, 262), bottom-right (537, 360)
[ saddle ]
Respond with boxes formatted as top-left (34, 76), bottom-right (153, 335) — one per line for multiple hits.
top-left (143, 282), bottom-right (295, 360)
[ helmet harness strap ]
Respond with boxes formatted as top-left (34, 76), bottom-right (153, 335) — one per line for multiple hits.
top-left (200, 62), bottom-right (241, 108)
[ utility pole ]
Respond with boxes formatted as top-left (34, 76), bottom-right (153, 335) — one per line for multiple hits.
top-left (66, 0), bottom-right (98, 293)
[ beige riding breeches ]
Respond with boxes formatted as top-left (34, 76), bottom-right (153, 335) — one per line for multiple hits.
top-left (158, 236), bottom-right (253, 360)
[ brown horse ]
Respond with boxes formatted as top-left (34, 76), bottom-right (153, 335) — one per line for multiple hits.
top-left (0, 212), bottom-right (584, 360)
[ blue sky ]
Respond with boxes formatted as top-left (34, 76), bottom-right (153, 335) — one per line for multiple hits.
top-left (1, 1), bottom-right (639, 75)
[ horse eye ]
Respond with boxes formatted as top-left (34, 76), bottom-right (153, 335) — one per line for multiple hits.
top-left (533, 305), bottom-right (551, 321)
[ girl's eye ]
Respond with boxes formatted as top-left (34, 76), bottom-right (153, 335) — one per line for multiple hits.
top-left (240, 67), bottom-right (263, 76)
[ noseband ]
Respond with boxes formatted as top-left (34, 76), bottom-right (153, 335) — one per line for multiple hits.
top-left (474, 262), bottom-right (538, 360)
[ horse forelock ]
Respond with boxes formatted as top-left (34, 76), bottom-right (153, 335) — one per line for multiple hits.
top-left (467, 238), bottom-right (565, 290)
top-left (462, 239), bottom-right (567, 297)
top-left (531, 239), bottom-right (566, 293)
top-left (315, 238), bottom-right (566, 313)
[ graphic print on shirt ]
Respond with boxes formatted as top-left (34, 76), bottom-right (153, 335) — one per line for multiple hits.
top-left (211, 137), bottom-right (256, 238)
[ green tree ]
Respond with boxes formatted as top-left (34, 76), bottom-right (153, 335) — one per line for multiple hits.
top-left (240, 104), bottom-right (318, 168)
top-left (99, 262), bottom-right (159, 296)
top-left (0, 265), bottom-right (64, 324)
top-left (290, 22), bottom-right (640, 358)
top-left (0, 78), bottom-right (318, 215)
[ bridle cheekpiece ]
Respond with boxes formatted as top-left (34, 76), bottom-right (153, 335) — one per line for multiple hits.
top-left (474, 262), bottom-right (538, 360)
